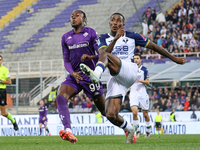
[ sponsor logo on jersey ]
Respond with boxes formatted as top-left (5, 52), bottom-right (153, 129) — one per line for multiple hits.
top-left (68, 41), bottom-right (89, 49)
top-left (67, 36), bottom-right (72, 40)
top-left (83, 32), bottom-right (88, 37)
top-left (7, 73), bottom-right (10, 77)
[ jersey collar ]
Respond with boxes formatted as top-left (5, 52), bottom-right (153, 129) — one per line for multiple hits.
top-left (72, 26), bottom-right (86, 34)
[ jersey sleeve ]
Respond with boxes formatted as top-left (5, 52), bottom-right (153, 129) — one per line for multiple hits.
top-left (144, 68), bottom-right (149, 80)
top-left (97, 35), bottom-right (108, 51)
top-left (61, 35), bottom-right (70, 62)
top-left (91, 29), bottom-right (99, 56)
top-left (4, 68), bottom-right (10, 79)
top-left (134, 33), bottom-right (150, 48)
top-left (44, 106), bottom-right (48, 116)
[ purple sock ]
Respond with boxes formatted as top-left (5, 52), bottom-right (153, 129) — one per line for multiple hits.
top-left (40, 128), bottom-right (42, 135)
top-left (46, 128), bottom-right (49, 133)
top-left (56, 95), bottom-right (71, 129)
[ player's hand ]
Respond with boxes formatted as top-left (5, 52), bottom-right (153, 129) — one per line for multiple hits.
top-left (72, 72), bottom-right (83, 83)
top-left (114, 26), bottom-right (125, 40)
top-left (174, 57), bottom-right (187, 64)
top-left (81, 54), bottom-right (94, 62)
top-left (42, 117), bottom-right (45, 121)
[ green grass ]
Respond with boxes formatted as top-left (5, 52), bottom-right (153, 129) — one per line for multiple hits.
top-left (0, 135), bottom-right (200, 150)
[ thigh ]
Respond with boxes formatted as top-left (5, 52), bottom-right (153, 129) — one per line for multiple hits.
top-left (0, 89), bottom-right (7, 106)
top-left (107, 53), bottom-right (121, 76)
top-left (105, 98), bottom-right (122, 115)
top-left (106, 76), bottom-right (127, 103)
top-left (59, 75), bottom-right (81, 99)
top-left (140, 96), bottom-right (149, 111)
top-left (80, 80), bottom-right (104, 99)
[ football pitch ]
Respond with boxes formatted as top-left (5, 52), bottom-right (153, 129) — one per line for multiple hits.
top-left (0, 135), bottom-right (199, 150)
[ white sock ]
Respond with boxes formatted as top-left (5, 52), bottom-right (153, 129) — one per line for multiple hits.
top-left (66, 128), bottom-right (72, 133)
top-left (146, 121), bottom-right (151, 133)
top-left (94, 61), bottom-right (105, 77)
top-left (120, 120), bottom-right (133, 132)
top-left (133, 120), bottom-right (140, 131)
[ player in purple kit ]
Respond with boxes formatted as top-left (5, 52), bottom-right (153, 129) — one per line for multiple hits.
top-left (38, 100), bottom-right (51, 136)
top-left (57, 10), bottom-right (105, 143)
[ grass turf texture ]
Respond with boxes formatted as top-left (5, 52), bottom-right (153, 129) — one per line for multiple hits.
top-left (0, 135), bottom-right (199, 150)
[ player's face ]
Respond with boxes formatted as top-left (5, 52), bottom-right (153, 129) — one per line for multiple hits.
top-left (133, 56), bottom-right (141, 66)
top-left (70, 11), bottom-right (85, 28)
top-left (40, 100), bottom-right (44, 106)
top-left (109, 14), bottom-right (124, 32)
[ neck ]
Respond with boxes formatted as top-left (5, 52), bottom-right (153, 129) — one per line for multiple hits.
top-left (138, 64), bottom-right (141, 67)
top-left (73, 25), bottom-right (84, 34)
top-left (110, 31), bottom-right (116, 37)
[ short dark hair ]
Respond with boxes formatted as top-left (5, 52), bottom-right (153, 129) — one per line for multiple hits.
top-left (73, 9), bottom-right (87, 25)
top-left (0, 55), bottom-right (2, 60)
top-left (134, 53), bottom-right (142, 59)
top-left (110, 12), bottom-right (125, 23)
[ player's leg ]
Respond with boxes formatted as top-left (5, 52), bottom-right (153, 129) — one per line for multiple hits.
top-left (0, 106), bottom-right (18, 131)
top-left (131, 106), bottom-right (140, 138)
top-left (93, 94), bottom-right (106, 116)
top-left (39, 123), bottom-right (42, 135)
top-left (44, 124), bottom-right (51, 136)
top-left (142, 110), bottom-right (151, 137)
top-left (0, 89), bottom-right (18, 131)
top-left (105, 98), bottom-right (136, 143)
top-left (57, 81), bottom-right (78, 143)
top-left (80, 52), bottom-right (121, 83)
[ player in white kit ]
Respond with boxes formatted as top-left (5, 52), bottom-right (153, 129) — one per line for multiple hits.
top-left (80, 13), bottom-right (186, 143)
top-left (129, 53), bottom-right (151, 138)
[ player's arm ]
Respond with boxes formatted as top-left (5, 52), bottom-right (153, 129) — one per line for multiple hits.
top-left (137, 78), bottom-right (150, 85)
top-left (0, 69), bottom-right (12, 85)
top-left (61, 35), bottom-right (82, 82)
top-left (81, 30), bottom-right (99, 62)
top-left (146, 41), bottom-right (186, 64)
top-left (0, 78), bottom-right (11, 85)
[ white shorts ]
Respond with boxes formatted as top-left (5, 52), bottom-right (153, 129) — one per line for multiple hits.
top-left (105, 59), bottom-right (138, 103)
top-left (129, 92), bottom-right (149, 110)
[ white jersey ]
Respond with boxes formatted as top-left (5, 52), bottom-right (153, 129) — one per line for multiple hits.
top-left (97, 31), bottom-right (150, 102)
top-left (130, 65), bottom-right (149, 97)
top-left (97, 31), bottom-right (150, 62)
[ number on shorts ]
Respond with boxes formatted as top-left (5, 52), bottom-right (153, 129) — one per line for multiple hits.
top-left (89, 83), bottom-right (100, 92)
top-left (146, 100), bottom-right (149, 104)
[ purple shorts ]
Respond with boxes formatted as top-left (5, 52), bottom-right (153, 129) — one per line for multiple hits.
top-left (62, 74), bottom-right (104, 99)
top-left (39, 116), bottom-right (48, 125)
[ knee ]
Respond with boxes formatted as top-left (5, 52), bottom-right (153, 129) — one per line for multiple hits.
top-left (143, 112), bottom-right (148, 118)
top-left (106, 112), bottom-right (117, 121)
top-left (132, 111), bottom-right (137, 116)
top-left (1, 112), bottom-right (7, 117)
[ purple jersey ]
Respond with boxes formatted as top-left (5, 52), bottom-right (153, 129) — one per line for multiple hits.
top-left (39, 105), bottom-right (48, 117)
top-left (61, 26), bottom-right (104, 99)
top-left (62, 26), bottom-right (99, 78)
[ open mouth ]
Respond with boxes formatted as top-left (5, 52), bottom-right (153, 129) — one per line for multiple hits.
top-left (113, 26), bottom-right (118, 30)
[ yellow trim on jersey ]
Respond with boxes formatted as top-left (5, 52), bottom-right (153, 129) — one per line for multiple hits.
top-left (145, 78), bottom-right (149, 80)
top-left (144, 39), bottom-right (150, 48)
top-left (98, 45), bottom-right (107, 51)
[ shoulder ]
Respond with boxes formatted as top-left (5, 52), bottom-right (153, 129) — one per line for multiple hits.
top-left (141, 66), bottom-right (148, 72)
top-left (62, 30), bottom-right (73, 39)
top-left (125, 31), bottom-right (136, 39)
top-left (84, 27), bottom-right (96, 33)
top-left (98, 33), bottom-right (109, 39)
top-left (1, 66), bottom-right (9, 72)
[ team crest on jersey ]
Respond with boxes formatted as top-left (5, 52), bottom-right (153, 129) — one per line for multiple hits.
top-left (123, 38), bottom-right (128, 43)
top-left (83, 32), bottom-right (88, 37)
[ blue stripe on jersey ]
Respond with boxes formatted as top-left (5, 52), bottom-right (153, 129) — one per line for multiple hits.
top-left (98, 33), bottom-right (109, 50)
top-left (141, 66), bottom-right (149, 80)
top-left (125, 31), bottom-right (149, 47)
